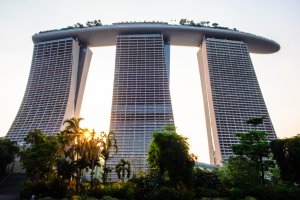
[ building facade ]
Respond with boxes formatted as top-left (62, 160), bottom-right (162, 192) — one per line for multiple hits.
top-left (6, 38), bottom-right (92, 144)
top-left (6, 23), bottom-right (280, 167)
top-left (198, 38), bottom-right (277, 165)
top-left (108, 34), bottom-right (174, 173)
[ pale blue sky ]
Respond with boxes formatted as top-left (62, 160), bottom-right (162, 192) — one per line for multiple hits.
top-left (0, 0), bottom-right (299, 163)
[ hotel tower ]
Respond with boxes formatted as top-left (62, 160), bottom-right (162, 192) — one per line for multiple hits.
top-left (6, 23), bottom-right (279, 167)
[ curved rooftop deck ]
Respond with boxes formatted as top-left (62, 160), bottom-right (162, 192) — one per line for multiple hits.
top-left (32, 24), bottom-right (280, 54)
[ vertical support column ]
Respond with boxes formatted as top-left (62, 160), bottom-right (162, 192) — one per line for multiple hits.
top-left (6, 38), bottom-right (92, 144)
top-left (198, 38), bottom-right (277, 165)
top-left (109, 34), bottom-right (174, 178)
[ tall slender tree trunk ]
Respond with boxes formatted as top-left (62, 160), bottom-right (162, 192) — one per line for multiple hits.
top-left (260, 156), bottom-right (265, 185)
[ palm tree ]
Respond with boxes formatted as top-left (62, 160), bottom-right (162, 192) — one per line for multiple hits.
top-left (61, 117), bottom-right (85, 195)
top-left (84, 129), bottom-right (102, 189)
top-left (99, 131), bottom-right (118, 184)
top-left (115, 159), bottom-right (131, 182)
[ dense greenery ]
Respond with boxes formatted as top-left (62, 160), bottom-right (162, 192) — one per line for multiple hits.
top-left (38, 18), bottom-right (239, 34)
top-left (271, 134), bottom-right (300, 184)
top-left (115, 158), bottom-right (131, 182)
top-left (147, 125), bottom-right (196, 188)
top-left (232, 117), bottom-right (274, 185)
top-left (178, 18), bottom-right (238, 31)
top-left (0, 138), bottom-right (19, 176)
top-left (20, 129), bottom-right (59, 181)
top-left (16, 117), bottom-right (300, 199)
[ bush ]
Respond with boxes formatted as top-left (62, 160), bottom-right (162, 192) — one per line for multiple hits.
top-left (249, 184), bottom-right (300, 200)
top-left (129, 170), bottom-right (163, 199)
top-left (194, 168), bottom-right (222, 189)
top-left (195, 187), bottom-right (220, 199)
top-left (104, 182), bottom-right (135, 199)
top-left (20, 181), bottom-right (49, 199)
top-left (48, 177), bottom-right (68, 198)
top-left (145, 187), bottom-right (194, 200)
top-left (229, 187), bottom-right (244, 200)
top-left (100, 196), bottom-right (119, 200)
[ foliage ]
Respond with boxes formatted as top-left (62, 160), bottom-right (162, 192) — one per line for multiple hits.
top-left (232, 117), bottom-right (274, 185)
top-left (218, 156), bottom-right (260, 189)
top-left (99, 131), bottom-right (118, 184)
top-left (128, 170), bottom-right (163, 199)
top-left (178, 18), bottom-right (238, 31)
top-left (47, 176), bottom-right (68, 198)
top-left (58, 118), bottom-right (118, 187)
top-left (103, 182), bottom-right (135, 200)
top-left (0, 138), bottom-right (19, 175)
top-left (115, 158), bottom-right (131, 182)
top-left (248, 184), bottom-right (300, 200)
top-left (100, 196), bottom-right (119, 200)
top-left (20, 180), bottom-right (49, 199)
top-left (147, 126), bottom-right (196, 188)
top-left (193, 167), bottom-right (222, 189)
top-left (270, 134), bottom-right (300, 184)
top-left (145, 186), bottom-right (194, 200)
top-left (20, 176), bottom-right (68, 199)
top-left (195, 187), bottom-right (221, 199)
top-left (56, 157), bottom-right (75, 181)
top-left (39, 19), bottom-right (102, 33)
top-left (20, 129), bottom-right (59, 181)
top-left (59, 117), bottom-right (92, 193)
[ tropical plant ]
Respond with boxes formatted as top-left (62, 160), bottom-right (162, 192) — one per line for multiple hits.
top-left (232, 117), bottom-right (274, 185)
top-left (115, 158), bottom-right (131, 182)
top-left (59, 117), bottom-right (86, 194)
top-left (0, 138), bottom-right (19, 175)
top-left (20, 129), bottom-right (59, 181)
top-left (147, 126), bottom-right (196, 188)
top-left (270, 134), bottom-right (300, 184)
top-left (99, 131), bottom-right (118, 184)
top-left (218, 156), bottom-right (260, 189)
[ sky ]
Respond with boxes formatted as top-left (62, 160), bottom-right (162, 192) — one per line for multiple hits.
top-left (0, 0), bottom-right (299, 163)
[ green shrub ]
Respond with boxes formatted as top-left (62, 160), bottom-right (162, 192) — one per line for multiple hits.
top-left (129, 170), bottom-right (162, 199)
top-left (244, 196), bottom-right (256, 200)
top-left (145, 187), bottom-right (194, 200)
top-left (194, 167), bottom-right (222, 189)
top-left (104, 182), bottom-right (135, 199)
top-left (37, 197), bottom-right (56, 200)
top-left (20, 181), bottom-right (50, 199)
top-left (100, 196), bottom-right (119, 200)
top-left (249, 184), bottom-right (300, 200)
top-left (48, 177), bottom-right (68, 198)
top-left (195, 187), bottom-right (220, 199)
top-left (89, 185), bottom-right (105, 199)
top-left (229, 187), bottom-right (244, 200)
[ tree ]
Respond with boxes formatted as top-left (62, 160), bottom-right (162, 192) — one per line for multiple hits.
top-left (270, 134), bottom-right (300, 184)
top-left (232, 117), bottom-right (274, 185)
top-left (99, 131), bottom-right (118, 184)
top-left (179, 19), bottom-right (188, 25)
top-left (115, 158), bottom-right (131, 182)
top-left (212, 23), bottom-right (219, 27)
top-left (147, 126), bottom-right (196, 188)
top-left (59, 117), bottom-right (86, 194)
top-left (0, 138), bottom-right (19, 176)
top-left (193, 167), bottom-right (222, 189)
top-left (20, 129), bottom-right (59, 181)
top-left (83, 129), bottom-right (103, 189)
top-left (218, 156), bottom-right (259, 189)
